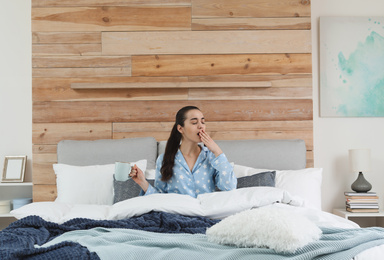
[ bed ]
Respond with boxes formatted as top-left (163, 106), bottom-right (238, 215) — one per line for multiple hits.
top-left (1, 137), bottom-right (384, 259)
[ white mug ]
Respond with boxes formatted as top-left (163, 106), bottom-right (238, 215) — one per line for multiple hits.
top-left (114, 162), bottom-right (132, 181)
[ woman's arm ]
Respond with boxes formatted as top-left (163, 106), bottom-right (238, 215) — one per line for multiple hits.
top-left (133, 155), bottom-right (168, 196)
top-left (212, 153), bottom-right (237, 191)
top-left (199, 130), bottom-right (237, 190)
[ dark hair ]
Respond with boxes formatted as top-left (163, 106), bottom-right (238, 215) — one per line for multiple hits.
top-left (160, 106), bottom-right (200, 181)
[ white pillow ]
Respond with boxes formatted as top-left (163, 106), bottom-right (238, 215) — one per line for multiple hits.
top-left (206, 206), bottom-right (322, 253)
top-left (53, 160), bottom-right (147, 205)
top-left (145, 168), bottom-right (155, 180)
top-left (275, 168), bottom-right (323, 210)
top-left (10, 202), bottom-right (71, 222)
top-left (232, 164), bottom-right (322, 210)
top-left (232, 164), bottom-right (270, 178)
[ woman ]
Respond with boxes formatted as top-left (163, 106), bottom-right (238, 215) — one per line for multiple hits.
top-left (129, 106), bottom-right (237, 197)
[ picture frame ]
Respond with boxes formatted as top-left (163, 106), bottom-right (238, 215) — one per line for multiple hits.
top-left (2, 156), bottom-right (27, 183)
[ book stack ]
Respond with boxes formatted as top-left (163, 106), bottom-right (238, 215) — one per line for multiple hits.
top-left (344, 192), bottom-right (379, 213)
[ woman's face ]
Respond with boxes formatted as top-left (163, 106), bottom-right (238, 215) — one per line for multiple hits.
top-left (178, 109), bottom-right (206, 143)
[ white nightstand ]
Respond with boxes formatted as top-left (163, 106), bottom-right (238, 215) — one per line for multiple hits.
top-left (0, 182), bottom-right (32, 230)
top-left (333, 208), bottom-right (384, 227)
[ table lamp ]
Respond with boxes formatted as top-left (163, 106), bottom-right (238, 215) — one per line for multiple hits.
top-left (349, 149), bottom-right (372, 193)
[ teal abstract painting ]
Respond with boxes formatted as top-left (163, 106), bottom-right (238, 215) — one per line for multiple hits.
top-left (320, 17), bottom-right (384, 117)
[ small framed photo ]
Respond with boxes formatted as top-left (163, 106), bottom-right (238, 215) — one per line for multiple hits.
top-left (2, 156), bottom-right (27, 183)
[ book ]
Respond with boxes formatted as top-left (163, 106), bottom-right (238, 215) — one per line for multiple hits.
top-left (347, 204), bottom-right (379, 209)
top-left (344, 192), bottom-right (377, 197)
top-left (346, 208), bottom-right (379, 213)
top-left (346, 199), bottom-right (379, 203)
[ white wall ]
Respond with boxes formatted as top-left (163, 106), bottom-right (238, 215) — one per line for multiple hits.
top-left (1, 1), bottom-right (383, 213)
top-left (0, 1), bottom-right (32, 182)
top-left (312, 0), bottom-right (384, 212)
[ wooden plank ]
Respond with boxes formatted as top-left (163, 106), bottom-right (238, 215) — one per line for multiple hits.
top-left (32, 32), bottom-right (101, 44)
top-left (33, 100), bottom-right (313, 123)
top-left (32, 77), bottom-right (189, 101)
top-left (32, 0), bottom-right (191, 7)
top-left (33, 144), bottom-right (57, 154)
top-left (114, 121), bottom-right (313, 132)
top-left (33, 185), bottom-right (57, 202)
top-left (32, 44), bottom-right (101, 56)
top-left (113, 120), bottom-right (313, 148)
top-left (71, 81), bottom-right (272, 89)
top-left (187, 75), bottom-right (312, 87)
top-left (192, 17), bottom-right (311, 30)
top-left (33, 123), bottom-right (112, 144)
top-left (192, 0), bottom-right (311, 18)
top-left (306, 151), bottom-right (314, 168)
top-left (33, 67), bottom-right (131, 78)
top-left (103, 30), bottom-right (311, 55)
top-left (32, 154), bottom-right (57, 185)
top-left (188, 87), bottom-right (312, 100)
top-left (132, 54), bottom-right (312, 77)
top-left (33, 56), bottom-right (131, 68)
top-left (113, 130), bottom-right (313, 150)
top-left (32, 6), bottom-right (191, 32)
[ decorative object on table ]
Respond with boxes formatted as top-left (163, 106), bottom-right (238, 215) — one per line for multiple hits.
top-left (1, 156), bottom-right (27, 183)
top-left (344, 191), bottom-right (379, 213)
top-left (0, 200), bottom-right (11, 214)
top-left (12, 198), bottom-right (32, 210)
top-left (320, 16), bottom-right (384, 117)
top-left (349, 149), bottom-right (372, 193)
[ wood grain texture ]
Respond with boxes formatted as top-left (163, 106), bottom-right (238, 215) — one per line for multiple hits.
top-left (187, 75), bottom-right (313, 87)
top-left (33, 144), bottom-right (57, 154)
top-left (33, 56), bottom-right (131, 68)
top-left (188, 87), bottom-right (312, 100)
top-left (32, 44), bottom-right (102, 56)
top-left (32, 153), bottom-right (57, 185)
top-left (33, 185), bottom-right (57, 202)
top-left (32, 32), bottom-right (101, 44)
top-left (33, 100), bottom-right (313, 123)
top-left (103, 30), bottom-right (311, 55)
top-left (33, 77), bottom-right (189, 101)
top-left (31, 0), bottom-right (313, 201)
top-left (32, 6), bottom-right (191, 32)
top-left (113, 120), bottom-right (313, 149)
top-left (33, 123), bottom-right (112, 144)
top-left (33, 68), bottom-right (132, 78)
top-left (132, 54), bottom-right (312, 76)
top-left (192, 0), bottom-right (311, 18)
top-left (192, 17), bottom-right (311, 30)
top-left (32, 0), bottom-right (191, 7)
top-left (71, 81), bottom-right (272, 89)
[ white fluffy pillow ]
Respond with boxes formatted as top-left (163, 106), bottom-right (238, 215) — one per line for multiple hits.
top-left (206, 206), bottom-right (322, 253)
top-left (53, 160), bottom-right (147, 205)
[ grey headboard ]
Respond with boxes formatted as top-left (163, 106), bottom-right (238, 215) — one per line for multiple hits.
top-left (58, 138), bottom-right (306, 171)
top-left (57, 137), bottom-right (158, 169)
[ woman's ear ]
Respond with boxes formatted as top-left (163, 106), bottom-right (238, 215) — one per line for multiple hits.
top-left (177, 124), bottom-right (183, 134)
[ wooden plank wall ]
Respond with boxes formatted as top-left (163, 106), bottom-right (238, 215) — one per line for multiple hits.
top-left (32, 0), bottom-right (313, 202)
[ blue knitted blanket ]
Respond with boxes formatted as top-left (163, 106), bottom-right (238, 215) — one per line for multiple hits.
top-left (39, 226), bottom-right (384, 260)
top-left (0, 211), bottom-right (218, 260)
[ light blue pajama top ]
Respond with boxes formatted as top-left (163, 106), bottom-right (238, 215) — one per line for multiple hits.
top-left (144, 145), bottom-right (237, 198)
